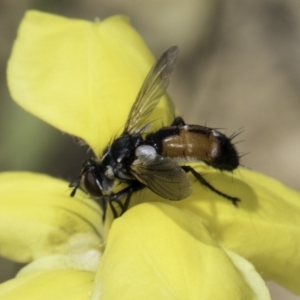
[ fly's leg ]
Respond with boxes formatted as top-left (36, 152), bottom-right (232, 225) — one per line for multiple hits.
top-left (107, 182), bottom-right (144, 218)
top-left (171, 116), bottom-right (186, 126)
top-left (108, 199), bottom-right (120, 219)
top-left (99, 197), bottom-right (107, 221)
top-left (95, 196), bottom-right (128, 221)
top-left (120, 190), bottom-right (133, 216)
top-left (182, 166), bottom-right (240, 206)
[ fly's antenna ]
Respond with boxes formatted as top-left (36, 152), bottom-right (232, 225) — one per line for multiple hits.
top-left (69, 160), bottom-right (92, 197)
top-left (69, 178), bottom-right (80, 197)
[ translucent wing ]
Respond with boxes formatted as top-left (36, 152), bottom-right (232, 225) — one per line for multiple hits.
top-left (130, 146), bottom-right (192, 200)
top-left (124, 46), bottom-right (179, 134)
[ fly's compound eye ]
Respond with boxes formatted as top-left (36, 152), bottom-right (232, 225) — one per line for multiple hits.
top-left (83, 171), bottom-right (103, 197)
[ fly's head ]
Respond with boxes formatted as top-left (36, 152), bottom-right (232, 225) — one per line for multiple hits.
top-left (70, 158), bottom-right (114, 198)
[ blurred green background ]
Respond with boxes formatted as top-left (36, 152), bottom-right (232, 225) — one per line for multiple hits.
top-left (1, 1), bottom-right (300, 299)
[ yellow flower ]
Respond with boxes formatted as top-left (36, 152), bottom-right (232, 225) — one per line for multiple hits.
top-left (2, 9), bottom-right (300, 299)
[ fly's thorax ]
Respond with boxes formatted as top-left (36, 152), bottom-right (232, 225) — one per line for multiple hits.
top-left (108, 133), bottom-right (143, 164)
top-left (100, 133), bottom-right (144, 182)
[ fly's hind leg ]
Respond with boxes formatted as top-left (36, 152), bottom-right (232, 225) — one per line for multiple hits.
top-left (182, 165), bottom-right (240, 206)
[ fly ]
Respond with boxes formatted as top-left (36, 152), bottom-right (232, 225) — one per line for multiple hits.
top-left (70, 46), bottom-right (240, 220)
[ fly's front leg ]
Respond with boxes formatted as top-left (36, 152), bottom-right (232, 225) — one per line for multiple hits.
top-left (94, 196), bottom-right (120, 221)
top-left (108, 182), bottom-right (145, 218)
top-left (95, 189), bottom-right (135, 221)
top-left (182, 165), bottom-right (240, 206)
top-left (96, 197), bottom-right (108, 221)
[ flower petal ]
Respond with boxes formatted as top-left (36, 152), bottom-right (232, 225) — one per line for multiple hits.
top-left (127, 164), bottom-right (300, 295)
top-left (191, 166), bottom-right (300, 295)
top-left (224, 250), bottom-right (271, 300)
top-left (0, 269), bottom-right (94, 300)
top-left (17, 233), bottom-right (102, 275)
top-left (0, 172), bottom-right (103, 262)
top-left (94, 203), bottom-right (270, 300)
top-left (7, 10), bottom-right (175, 154)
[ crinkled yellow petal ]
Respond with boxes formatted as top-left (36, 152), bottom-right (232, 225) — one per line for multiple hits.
top-left (17, 233), bottom-right (102, 275)
top-left (7, 10), bottom-right (174, 155)
top-left (0, 172), bottom-right (103, 262)
top-left (127, 164), bottom-right (300, 295)
top-left (0, 270), bottom-right (94, 300)
top-left (94, 203), bottom-right (270, 300)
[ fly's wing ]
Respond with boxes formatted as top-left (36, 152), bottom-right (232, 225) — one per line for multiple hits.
top-left (124, 46), bottom-right (179, 134)
top-left (130, 147), bottom-right (192, 200)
